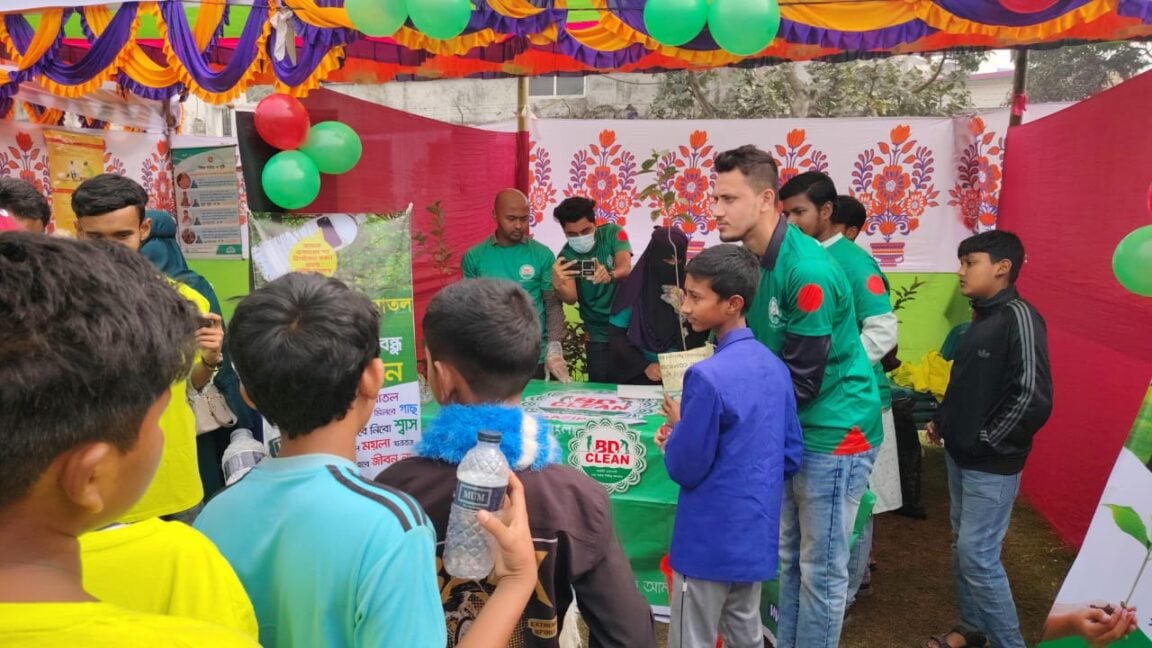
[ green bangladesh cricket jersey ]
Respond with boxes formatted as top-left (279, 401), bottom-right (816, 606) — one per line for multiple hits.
top-left (747, 220), bottom-right (882, 454)
top-left (461, 235), bottom-right (555, 362)
top-left (824, 235), bottom-right (894, 410)
top-left (558, 223), bottom-right (633, 343)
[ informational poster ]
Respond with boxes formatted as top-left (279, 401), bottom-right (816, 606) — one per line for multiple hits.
top-left (43, 129), bottom-right (105, 235)
top-left (171, 145), bottom-right (244, 259)
top-left (250, 208), bottom-right (421, 477)
top-left (1039, 384), bottom-right (1152, 647)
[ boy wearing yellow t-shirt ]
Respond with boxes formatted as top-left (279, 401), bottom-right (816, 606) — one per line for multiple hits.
top-left (72, 174), bottom-right (224, 522)
top-left (0, 234), bottom-right (255, 647)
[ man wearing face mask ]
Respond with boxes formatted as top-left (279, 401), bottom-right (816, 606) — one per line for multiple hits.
top-left (551, 197), bottom-right (633, 383)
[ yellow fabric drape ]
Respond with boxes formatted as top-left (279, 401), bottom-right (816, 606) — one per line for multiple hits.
top-left (0, 9), bottom-right (63, 86)
top-left (489, 0), bottom-right (546, 20)
top-left (781, 2), bottom-right (918, 31)
top-left (283, 0), bottom-right (355, 29)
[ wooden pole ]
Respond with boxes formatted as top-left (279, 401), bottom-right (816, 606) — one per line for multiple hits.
top-left (516, 77), bottom-right (530, 193)
top-left (1009, 49), bottom-right (1029, 127)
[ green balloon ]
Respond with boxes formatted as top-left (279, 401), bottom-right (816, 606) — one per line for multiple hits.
top-left (644, 0), bottom-right (708, 47)
top-left (407, 0), bottom-right (472, 41)
top-left (300, 121), bottom-right (363, 175)
top-left (708, 0), bottom-right (781, 57)
top-left (262, 151), bottom-right (321, 210)
top-left (1112, 225), bottom-right (1152, 297)
top-left (346, 0), bottom-right (407, 37)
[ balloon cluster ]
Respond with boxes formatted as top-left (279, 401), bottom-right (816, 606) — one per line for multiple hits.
top-left (1112, 183), bottom-right (1152, 297)
top-left (643, 0), bottom-right (780, 56)
top-left (347, 0), bottom-right (473, 41)
top-left (254, 94), bottom-right (363, 210)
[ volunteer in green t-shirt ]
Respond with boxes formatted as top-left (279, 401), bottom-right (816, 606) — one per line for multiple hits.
top-left (780, 173), bottom-right (901, 610)
top-left (461, 189), bottom-right (570, 382)
top-left (711, 145), bottom-right (880, 648)
top-left (550, 197), bottom-right (632, 383)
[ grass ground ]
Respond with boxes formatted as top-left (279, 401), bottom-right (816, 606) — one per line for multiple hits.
top-left (589, 446), bottom-right (1077, 647)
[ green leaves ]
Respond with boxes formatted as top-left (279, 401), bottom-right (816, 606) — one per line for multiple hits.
top-left (1104, 504), bottom-right (1152, 550)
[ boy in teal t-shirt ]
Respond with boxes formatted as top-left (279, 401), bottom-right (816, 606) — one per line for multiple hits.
top-left (195, 273), bottom-right (538, 648)
top-left (550, 196), bottom-right (632, 383)
top-left (711, 146), bottom-right (880, 648)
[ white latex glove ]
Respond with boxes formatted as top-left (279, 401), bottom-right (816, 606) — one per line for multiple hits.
top-left (545, 341), bottom-right (571, 384)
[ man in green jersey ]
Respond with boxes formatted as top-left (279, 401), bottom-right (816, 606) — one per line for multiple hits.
top-left (711, 146), bottom-right (880, 648)
top-left (551, 196), bottom-right (632, 383)
top-left (780, 173), bottom-right (901, 609)
top-left (462, 189), bottom-right (570, 382)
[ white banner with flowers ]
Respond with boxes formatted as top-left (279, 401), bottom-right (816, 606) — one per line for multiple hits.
top-left (527, 107), bottom-right (1064, 271)
top-left (0, 121), bottom-right (171, 236)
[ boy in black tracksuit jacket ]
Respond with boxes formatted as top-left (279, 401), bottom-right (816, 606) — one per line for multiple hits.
top-left (925, 231), bottom-right (1052, 648)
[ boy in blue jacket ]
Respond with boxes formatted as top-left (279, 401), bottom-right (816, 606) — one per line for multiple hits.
top-left (657, 244), bottom-right (804, 648)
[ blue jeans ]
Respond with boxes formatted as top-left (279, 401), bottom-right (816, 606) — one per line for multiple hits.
top-left (946, 453), bottom-right (1025, 648)
top-left (776, 448), bottom-right (877, 648)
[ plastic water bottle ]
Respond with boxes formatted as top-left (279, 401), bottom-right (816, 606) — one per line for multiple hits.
top-left (442, 430), bottom-right (510, 580)
top-left (221, 428), bottom-right (266, 486)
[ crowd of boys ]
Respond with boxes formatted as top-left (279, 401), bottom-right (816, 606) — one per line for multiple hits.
top-left (0, 138), bottom-right (1073, 648)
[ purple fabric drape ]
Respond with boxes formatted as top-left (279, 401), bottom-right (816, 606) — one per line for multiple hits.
top-left (270, 16), bottom-right (356, 87)
top-left (159, 0), bottom-right (269, 94)
top-left (39, 4), bottom-right (137, 88)
top-left (931, 0), bottom-right (1095, 26)
top-left (1118, 0), bottom-right (1152, 21)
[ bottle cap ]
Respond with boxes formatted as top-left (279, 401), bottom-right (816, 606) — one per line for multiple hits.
top-left (477, 430), bottom-right (502, 444)
top-left (230, 428), bottom-right (254, 443)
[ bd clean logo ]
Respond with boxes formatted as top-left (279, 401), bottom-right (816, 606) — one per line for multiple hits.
top-left (567, 418), bottom-right (647, 494)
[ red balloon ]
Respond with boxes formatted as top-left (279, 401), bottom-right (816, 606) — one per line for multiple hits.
top-left (254, 94), bottom-right (310, 150)
top-left (999, 0), bottom-right (1059, 13)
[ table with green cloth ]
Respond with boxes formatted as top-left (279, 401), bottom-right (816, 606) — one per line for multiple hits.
top-left (420, 380), bottom-right (780, 633)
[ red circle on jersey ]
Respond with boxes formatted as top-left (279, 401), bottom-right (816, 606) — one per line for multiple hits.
top-left (866, 275), bottom-right (886, 296)
top-left (797, 284), bottom-right (824, 313)
top-left (617, 229), bottom-right (629, 242)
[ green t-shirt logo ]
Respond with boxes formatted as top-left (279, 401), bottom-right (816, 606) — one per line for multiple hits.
top-left (768, 297), bottom-right (783, 328)
top-left (518, 264), bottom-right (535, 281)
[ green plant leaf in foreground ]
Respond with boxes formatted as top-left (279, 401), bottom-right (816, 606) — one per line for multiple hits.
top-left (1104, 504), bottom-right (1152, 549)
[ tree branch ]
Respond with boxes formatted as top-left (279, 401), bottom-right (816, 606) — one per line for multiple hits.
top-left (783, 64), bottom-right (810, 117)
top-left (912, 55), bottom-right (948, 94)
top-left (685, 72), bottom-right (718, 118)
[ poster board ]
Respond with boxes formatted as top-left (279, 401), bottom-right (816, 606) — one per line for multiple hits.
top-left (1039, 383), bottom-right (1152, 647)
top-left (249, 209), bottom-right (422, 476)
top-left (171, 145), bottom-right (244, 259)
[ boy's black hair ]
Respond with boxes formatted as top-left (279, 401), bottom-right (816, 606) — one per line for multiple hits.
top-left (228, 273), bottom-right (379, 440)
top-left (779, 171), bottom-right (837, 212)
top-left (424, 279), bottom-right (540, 402)
top-left (72, 174), bottom-right (149, 224)
top-left (0, 233), bottom-right (198, 509)
top-left (685, 244), bottom-right (760, 314)
top-left (553, 196), bottom-right (597, 225)
top-left (834, 195), bottom-right (868, 230)
top-left (957, 230), bottom-right (1026, 284)
top-left (714, 145), bottom-right (779, 194)
top-left (0, 177), bottom-right (50, 226)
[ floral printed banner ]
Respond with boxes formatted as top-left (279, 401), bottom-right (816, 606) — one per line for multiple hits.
top-left (529, 107), bottom-right (1065, 272)
top-left (0, 120), bottom-right (170, 236)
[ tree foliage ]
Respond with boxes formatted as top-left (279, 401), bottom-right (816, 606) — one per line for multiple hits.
top-left (1026, 41), bottom-right (1151, 103)
top-left (650, 53), bottom-right (985, 119)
